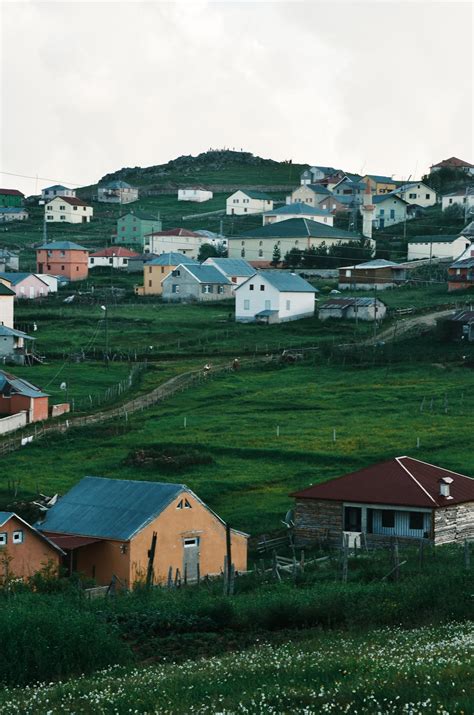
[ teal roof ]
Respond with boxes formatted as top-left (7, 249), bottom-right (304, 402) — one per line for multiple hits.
top-left (119, 211), bottom-right (159, 221)
top-left (256, 270), bottom-right (317, 293)
top-left (408, 235), bottom-right (458, 244)
top-left (373, 194), bottom-right (407, 205)
top-left (0, 282), bottom-right (15, 296)
top-left (148, 252), bottom-right (199, 266)
top-left (180, 265), bottom-right (231, 284)
top-left (0, 325), bottom-right (34, 340)
top-left (0, 370), bottom-right (48, 398)
top-left (365, 175), bottom-right (395, 183)
top-left (37, 477), bottom-right (186, 540)
top-left (37, 241), bottom-right (87, 251)
top-left (237, 190), bottom-right (273, 200)
top-left (263, 203), bottom-right (331, 218)
top-left (237, 218), bottom-right (360, 240)
top-left (305, 184), bottom-right (331, 195)
top-left (206, 258), bottom-right (256, 277)
top-left (0, 511), bottom-right (14, 527)
top-left (0, 272), bottom-right (49, 286)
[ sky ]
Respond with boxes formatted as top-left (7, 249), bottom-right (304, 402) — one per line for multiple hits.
top-left (1, 0), bottom-right (473, 195)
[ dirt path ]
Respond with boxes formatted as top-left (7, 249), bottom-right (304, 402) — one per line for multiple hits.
top-left (363, 309), bottom-right (454, 346)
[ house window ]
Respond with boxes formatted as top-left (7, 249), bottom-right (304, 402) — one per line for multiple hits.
top-left (0, 533), bottom-right (7, 545)
top-left (61, 265), bottom-right (65, 270)
top-left (47, 264), bottom-right (51, 270)
top-left (409, 512), bottom-right (424, 530)
top-left (60, 205), bottom-right (65, 210)
top-left (244, 299), bottom-right (250, 310)
top-left (202, 284), bottom-right (213, 294)
top-left (380, 209), bottom-right (385, 216)
top-left (90, 258), bottom-right (95, 264)
top-left (12, 530), bottom-right (23, 544)
top-left (184, 537), bottom-right (199, 547)
top-left (60, 216), bottom-right (66, 220)
top-left (259, 241), bottom-right (263, 247)
top-left (218, 285), bottom-right (224, 294)
top-left (260, 285), bottom-right (265, 291)
top-left (241, 241), bottom-right (245, 246)
top-left (241, 249), bottom-right (245, 257)
top-left (149, 266), bottom-right (152, 273)
top-left (381, 511), bottom-right (395, 528)
top-left (172, 284), bottom-right (179, 294)
top-left (148, 280), bottom-right (152, 287)
top-left (233, 199), bottom-right (239, 204)
top-left (249, 284), bottom-right (254, 290)
top-left (409, 193), bottom-right (417, 200)
top-left (258, 250), bottom-right (263, 257)
top-left (390, 209), bottom-right (395, 219)
top-left (120, 544), bottom-right (127, 554)
top-left (425, 194), bottom-right (430, 200)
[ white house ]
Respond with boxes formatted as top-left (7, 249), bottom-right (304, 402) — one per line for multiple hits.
top-left (394, 182), bottom-right (437, 208)
top-left (441, 188), bottom-right (474, 212)
top-left (407, 235), bottom-right (471, 261)
top-left (178, 188), bottom-right (213, 202)
top-left (289, 184), bottom-right (332, 207)
top-left (34, 275), bottom-right (60, 293)
top-left (41, 185), bottom-right (76, 201)
top-left (44, 196), bottom-right (93, 223)
top-left (203, 257), bottom-right (255, 288)
top-left (0, 279), bottom-right (15, 328)
top-left (262, 203), bottom-right (334, 227)
top-left (98, 181), bottom-right (138, 204)
top-left (226, 190), bottom-right (273, 216)
top-left (300, 166), bottom-right (342, 185)
top-left (88, 247), bottom-right (140, 270)
top-left (371, 195), bottom-right (408, 229)
top-left (235, 271), bottom-right (316, 324)
top-left (145, 228), bottom-right (206, 259)
top-left (0, 207), bottom-right (28, 223)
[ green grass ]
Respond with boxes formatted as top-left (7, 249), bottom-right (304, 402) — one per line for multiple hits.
top-left (0, 621), bottom-right (471, 713)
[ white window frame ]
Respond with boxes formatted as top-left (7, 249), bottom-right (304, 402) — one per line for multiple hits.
top-left (12, 530), bottom-right (23, 544)
top-left (0, 533), bottom-right (7, 546)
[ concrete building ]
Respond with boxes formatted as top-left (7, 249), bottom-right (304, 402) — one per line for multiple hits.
top-left (98, 180), bottom-right (138, 204)
top-left (229, 218), bottom-right (366, 267)
top-left (37, 476), bottom-right (248, 587)
top-left (226, 190), bottom-right (273, 215)
top-left (289, 184), bottom-right (332, 207)
top-left (394, 182), bottom-right (437, 208)
top-left (162, 264), bottom-right (232, 303)
top-left (0, 280), bottom-right (15, 328)
top-left (318, 297), bottom-right (386, 322)
top-left (447, 249), bottom-right (474, 291)
top-left (300, 166), bottom-right (343, 185)
top-left (292, 456), bottom-right (474, 548)
top-left (0, 512), bottom-right (64, 581)
top-left (126, 253), bottom-right (159, 274)
top-left (0, 273), bottom-right (49, 299)
top-left (0, 207), bottom-right (28, 222)
top-left (178, 188), bottom-right (213, 202)
top-left (430, 157), bottom-right (474, 175)
top-left (41, 185), bottom-right (76, 201)
top-left (89, 247), bottom-right (140, 270)
top-left (114, 211), bottom-right (162, 247)
top-left (36, 241), bottom-right (89, 281)
top-left (145, 228), bottom-right (206, 259)
top-left (0, 370), bottom-right (49, 423)
top-left (262, 203), bottom-right (334, 227)
top-left (361, 175), bottom-right (398, 194)
top-left (136, 253), bottom-right (199, 296)
top-left (407, 235), bottom-right (471, 261)
top-left (45, 196), bottom-right (93, 223)
top-left (332, 176), bottom-right (366, 201)
top-left (372, 194), bottom-right (408, 229)
top-left (0, 249), bottom-right (19, 272)
top-left (202, 257), bottom-right (255, 288)
top-left (235, 270), bottom-right (316, 324)
top-left (441, 188), bottom-right (474, 212)
top-left (338, 259), bottom-right (406, 290)
top-left (0, 189), bottom-right (24, 208)
top-left (0, 325), bottom-right (36, 366)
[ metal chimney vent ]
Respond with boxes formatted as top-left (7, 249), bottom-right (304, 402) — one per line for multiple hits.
top-left (439, 476), bottom-right (454, 499)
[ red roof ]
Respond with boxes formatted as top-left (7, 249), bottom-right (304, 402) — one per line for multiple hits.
top-left (90, 247), bottom-right (139, 258)
top-left (431, 157), bottom-right (474, 170)
top-left (48, 196), bottom-right (89, 207)
top-left (43, 533), bottom-right (102, 550)
top-left (291, 456), bottom-right (474, 508)
top-left (145, 228), bottom-right (202, 238)
top-left (0, 188), bottom-right (24, 196)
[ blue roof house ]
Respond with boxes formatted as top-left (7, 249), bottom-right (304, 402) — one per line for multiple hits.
top-left (161, 264), bottom-right (233, 303)
top-left (235, 270), bottom-right (317, 323)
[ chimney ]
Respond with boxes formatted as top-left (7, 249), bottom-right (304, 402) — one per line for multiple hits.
top-left (439, 476), bottom-right (454, 499)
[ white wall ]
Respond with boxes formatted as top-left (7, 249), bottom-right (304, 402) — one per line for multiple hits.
top-left (290, 185), bottom-right (328, 207)
top-left (372, 197), bottom-right (407, 228)
top-left (178, 189), bottom-right (213, 202)
top-left (41, 187), bottom-right (76, 199)
top-left (0, 294), bottom-right (14, 328)
top-left (89, 256), bottom-right (131, 269)
top-left (396, 183), bottom-right (436, 207)
top-left (146, 235), bottom-right (204, 258)
top-left (226, 191), bottom-right (273, 216)
top-left (0, 411), bottom-right (28, 435)
top-left (35, 274), bottom-right (58, 292)
top-left (235, 274), bottom-right (314, 322)
top-left (407, 236), bottom-right (471, 260)
top-left (263, 211), bottom-right (334, 227)
top-left (442, 193), bottom-right (474, 211)
top-left (44, 198), bottom-right (93, 223)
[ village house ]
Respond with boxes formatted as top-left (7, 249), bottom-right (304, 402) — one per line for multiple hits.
top-left (0, 512), bottom-right (64, 582)
top-left (145, 228), bottom-right (206, 259)
top-left (299, 166), bottom-right (344, 186)
top-left (114, 211), bottom-right (162, 247)
top-left (162, 264), bottom-right (232, 303)
top-left (126, 253), bottom-right (159, 274)
top-left (262, 203), bottom-right (334, 227)
top-left (89, 247), bottom-right (140, 270)
top-left (41, 185), bottom-right (76, 201)
top-left (45, 196), bottom-right (93, 224)
top-left (36, 241), bottom-right (89, 281)
top-left (0, 207), bottom-right (29, 223)
top-left (338, 259), bottom-right (406, 290)
top-left (98, 180), bottom-right (139, 204)
top-left (438, 310), bottom-right (474, 342)
top-left (202, 257), bottom-right (256, 288)
top-left (292, 456), bottom-right (474, 548)
top-left (136, 253), bottom-right (199, 296)
top-left (226, 190), bottom-right (273, 216)
top-left (0, 279), bottom-right (15, 328)
top-left (289, 183), bottom-right (332, 207)
top-left (394, 182), bottom-right (437, 208)
top-left (318, 296), bottom-right (386, 322)
top-left (37, 476), bottom-right (248, 587)
top-left (447, 249), bottom-right (474, 291)
top-left (0, 189), bottom-right (24, 208)
top-left (332, 175), bottom-right (366, 202)
top-left (317, 194), bottom-right (354, 214)
top-left (441, 188), bottom-right (474, 212)
top-left (407, 234), bottom-right (471, 261)
top-left (0, 326), bottom-right (36, 366)
top-left (178, 187), bottom-right (213, 202)
top-left (0, 249), bottom-right (19, 272)
top-left (0, 273), bottom-right (49, 300)
top-left (235, 270), bottom-right (316, 324)
top-left (229, 218), bottom-right (366, 266)
top-left (361, 175), bottom-right (398, 194)
top-left (0, 369), bottom-right (49, 425)
top-left (372, 194), bottom-right (408, 228)
top-left (430, 157), bottom-right (474, 175)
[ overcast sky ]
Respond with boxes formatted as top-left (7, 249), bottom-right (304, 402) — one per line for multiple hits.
top-left (1, 1), bottom-right (472, 195)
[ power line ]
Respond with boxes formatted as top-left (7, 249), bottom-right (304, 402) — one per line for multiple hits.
top-left (0, 170), bottom-right (85, 187)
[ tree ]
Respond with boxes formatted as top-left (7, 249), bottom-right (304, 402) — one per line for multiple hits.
top-left (271, 243), bottom-right (281, 267)
top-left (283, 248), bottom-right (303, 268)
top-left (197, 242), bottom-right (227, 262)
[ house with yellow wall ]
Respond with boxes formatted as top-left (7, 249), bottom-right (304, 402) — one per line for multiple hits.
top-left (135, 252), bottom-right (199, 296)
top-left (361, 175), bottom-right (398, 195)
top-left (37, 477), bottom-right (248, 587)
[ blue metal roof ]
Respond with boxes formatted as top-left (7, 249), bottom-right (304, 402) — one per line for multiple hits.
top-left (263, 203), bottom-right (331, 218)
top-left (37, 241), bottom-right (88, 251)
top-left (148, 252), bottom-right (199, 266)
top-left (0, 511), bottom-right (14, 527)
top-left (180, 265), bottom-right (231, 284)
top-left (306, 184), bottom-right (331, 195)
top-left (0, 370), bottom-right (48, 398)
top-left (238, 218), bottom-right (360, 240)
top-left (373, 194), bottom-right (407, 205)
top-left (0, 207), bottom-right (28, 214)
top-left (206, 258), bottom-right (256, 277)
top-left (0, 325), bottom-right (34, 340)
top-left (43, 185), bottom-right (69, 191)
top-left (37, 477), bottom-right (186, 540)
top-left (240, 270), bottom-right (316, 293)
top-left (0, 272), bottom-right (48, 286)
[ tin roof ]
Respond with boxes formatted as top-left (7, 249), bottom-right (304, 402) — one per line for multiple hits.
top-left (237, 218), bottom-right (360, 240)
top-left (37, 241), bottom-right (88, 251)
top-left (0, 370), bottom-right (48, 398)
top-left (0, 325), bottom-right (34, 340)
top-left (148, 252), bottom-right (199, 266)
top-left (100, 180), bottom-right (134, 189)
top-left (180, 264), bottom-right (231, 284)
top-left (262, 203), bottom-right (331, 218)
top-left (303, 184), bottom-right (332, 196)
top-left (408, 235), bottom-right (459, 244)
top-left (341, 259), bottom-right (402, 270)
top-left (431, 157), bottom-right (474, 169)
top-left (0, 207), bottom-right (28, 214)
top-left (232, 189), bottom-right (273, 200)
top-left (46, 196), bottom-right (89, 207)
top-left (37, 477), bottom-right (187, 540)
top-left (321, 297), bottom-right (380, 309)
top-left (90, 247), bottom-right (140, 258)
top-left (0, 189), bottom-right (24, 197)
top-left (204, 258), bottom-right (256, 277)
top-left (0, 512), bottom-right (65, 555)
top-left (119, 211), bottom-right (159, 221)
top-left (145, 228), bottom-right (202, 238)
top-left (291, 456), bottom-right (474, 508)
top-left (0, 272), bottom-right (49, 286)
top-left (249, 270), bottom-right (316, 293)
top-left (446, 310), bottom-right (474, 323)
top-left (43, 185), bottom-right (70, 191)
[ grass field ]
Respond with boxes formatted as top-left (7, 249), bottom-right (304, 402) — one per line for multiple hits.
top-left (1, 621), bottom-right (471, 713)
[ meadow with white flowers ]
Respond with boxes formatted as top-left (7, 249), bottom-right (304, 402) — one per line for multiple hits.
top-left (0, 622), bottom-right (472, 714)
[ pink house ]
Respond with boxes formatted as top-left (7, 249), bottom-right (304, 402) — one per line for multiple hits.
top-left (0, 273), bottom-right (49, 299)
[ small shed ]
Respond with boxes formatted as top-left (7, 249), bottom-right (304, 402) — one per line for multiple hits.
top-left (318, 297), bottom-right (386, 321)
top-left (338, 259), bottom-right (406, 290)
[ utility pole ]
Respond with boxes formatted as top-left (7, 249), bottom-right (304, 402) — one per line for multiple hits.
top-left (373, 285), bottom-right (378, 342)
top-left (429, 241), bottom-right (433, 283)
top-left (101, 305), bottom-right (109, 366)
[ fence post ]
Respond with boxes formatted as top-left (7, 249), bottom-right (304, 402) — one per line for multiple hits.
top-left (341, 534), bottom-right (349, 583)
top-left (464, 539), bottom-right (471, 570)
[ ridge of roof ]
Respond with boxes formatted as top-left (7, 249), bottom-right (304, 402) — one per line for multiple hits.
top-left (395, 456), bottom-right (437, 506)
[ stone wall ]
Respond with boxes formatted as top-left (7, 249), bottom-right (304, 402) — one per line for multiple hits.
top-left (294, 499), bottom-right (343, 546)
top-left (434, 502), bottom-right (474, 545)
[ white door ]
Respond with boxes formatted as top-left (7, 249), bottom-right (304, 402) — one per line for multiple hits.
top-left (29, 286), bottom-right (35, 298)
top-left (183, 537), bottom-right (200, 581)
